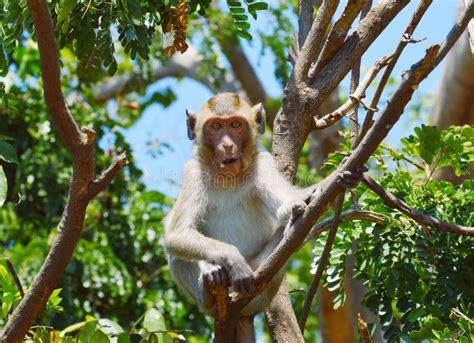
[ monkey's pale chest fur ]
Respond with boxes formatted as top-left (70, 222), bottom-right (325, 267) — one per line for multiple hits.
top-left (202, 186), bottom-right (276, 259)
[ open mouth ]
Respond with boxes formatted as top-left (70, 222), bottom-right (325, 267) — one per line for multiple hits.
top-left (221, 158), bottom-right (238, 165)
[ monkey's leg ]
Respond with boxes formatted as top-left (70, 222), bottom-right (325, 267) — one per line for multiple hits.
top-left (235, 316), bottom-right (256, 343)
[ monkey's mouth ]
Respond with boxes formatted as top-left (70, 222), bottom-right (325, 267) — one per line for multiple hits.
top-left (221, 158), bottom-right (238, 166)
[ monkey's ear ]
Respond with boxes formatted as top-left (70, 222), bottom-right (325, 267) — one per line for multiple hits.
top-left (252, 103), bottom-right (266, 134)
top-left (186, 109), bottom-right (197, 140)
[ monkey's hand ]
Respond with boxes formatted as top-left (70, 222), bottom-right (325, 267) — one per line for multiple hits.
top-left (277, 200), bottom-right (307, 226)
top-left (202, 263), bottom-right (229, 288)
top-left (219, 248), bottom-right (256, 295)
top-left (338, 166), bottom-right (368, 189)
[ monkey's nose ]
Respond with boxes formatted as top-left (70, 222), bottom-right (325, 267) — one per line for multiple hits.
top-left (223, 143), bottom-right (233, 151)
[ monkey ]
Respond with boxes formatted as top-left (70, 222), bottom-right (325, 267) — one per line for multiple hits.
top-left (164, 93), bottom-right (366, 342)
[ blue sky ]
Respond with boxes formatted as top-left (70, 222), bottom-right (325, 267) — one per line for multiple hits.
top-left (123, 1), bottom-right (459, 198)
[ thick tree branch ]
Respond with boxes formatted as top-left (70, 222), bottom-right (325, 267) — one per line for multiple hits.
top-left (362, 176), bottom-right (474, 236)
top-left (26, 0), bottom-right (83, 152)
top-left (310, 0), bottom-right (365, 77)
top-left (294, 0), bottom-right (340, 84)
top-left (226, 2), bottom-right (473, 323)
top-left (272, 0), bottom-right (410, 179)
top-left (0, 1), bottom-right (128, 341)
top-left (298, 0), bottom-right (318, 49)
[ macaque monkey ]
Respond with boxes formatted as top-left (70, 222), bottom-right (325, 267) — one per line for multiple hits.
top-left (164, 93), bottom-right (365, 341)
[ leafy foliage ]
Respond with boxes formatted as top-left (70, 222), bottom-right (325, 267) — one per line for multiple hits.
top-left (0, 43), bottom-right (210, 340)
top-left (0, 0), bottom-right (268, 84)
top-left (226, 0), bottom-right (268, 40)
top-left (312, 125), bottom-right (474, 342)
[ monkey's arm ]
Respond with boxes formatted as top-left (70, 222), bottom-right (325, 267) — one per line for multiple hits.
top-left (255, 152), bottom-right (309, 223)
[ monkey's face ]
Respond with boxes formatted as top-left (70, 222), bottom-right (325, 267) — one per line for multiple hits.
top-left (202, 115), bottom-right (251, 175)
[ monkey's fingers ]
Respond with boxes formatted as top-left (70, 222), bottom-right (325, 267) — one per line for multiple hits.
top-left (212, 267), bottom-right (229, 286)
top-left (235, 277), bottom-right (256, 295)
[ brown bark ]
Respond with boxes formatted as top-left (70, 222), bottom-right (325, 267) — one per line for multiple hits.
top-left (217, 4), bottom-right (473, 338)
top-left (265, 278), bottom-right (305, 342)
top-left (0, 1), bottom-right (127, 341)
top-left (432, 28), bottom-right (474, 183)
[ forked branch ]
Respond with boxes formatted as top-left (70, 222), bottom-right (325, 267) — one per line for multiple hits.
top-left (217, 2), bottom-right (474, 333)
top-left (0, 1), bottom-right (128, 341)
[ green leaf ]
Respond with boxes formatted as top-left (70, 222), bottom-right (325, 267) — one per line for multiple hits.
top-left (0, 141), bottom-right (19, 164)
top-left (0, 166), bottom-right (6, 206)
top-left (79, 320), bottom-right (98, 342)
top-left (117, 333), bottom-right (131, 343)
top-left (248, 2), bottom-right (268, 10)
top-left (143, 308), bottom-right (166, 333)
top-left (407, 307), bottom-right (425, 323)
top-left (0, 134), bottom-right (14, 140)
top-left (1, 292), bottom-right (14, 318)
top-left (237, 29), bottom-right (252, 40)
top-left (90, 329), bottom-right (110, 343)
top-left (98, 318), bottom-right (124, 337)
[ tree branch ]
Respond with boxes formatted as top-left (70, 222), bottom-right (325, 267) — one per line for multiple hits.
top-left (0, 1), bottom-right (128, 341)
top-left (94, 46), bottom-right (239, 103)
top-left (463, 0), bottom-right (474, 55)
top-left (299, 193), bottom-right (344, 333)
top-left (87, 153), bottom-right (129, 200)
top-left (228, 1), bottom-right (472, 320)
top-left (362, 176), bottom-right (474, 236)
top-left (26, 0), bottom-right (83, 152)
top-left (310, 0), bottom-right (365, 78)
top-left (272, 0), bottom-right (410, 179)
top-left (314, 56), bottom-right (390, 129)
top-left (303, 209), bottom-right (386, 245)
top-left (294, 0), bottom-right (340, 84)
top-left (2, 258), bottom-right (25, 298)
top-left (298, 0), bottom-right (318, 48)
top-left (358, 0), bottom-right (433, 144)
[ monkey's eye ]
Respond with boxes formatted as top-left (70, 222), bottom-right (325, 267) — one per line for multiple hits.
top-left (230, 121), bottom-right (242, 128)
top-left (210, 122), bottom-right (222, 130)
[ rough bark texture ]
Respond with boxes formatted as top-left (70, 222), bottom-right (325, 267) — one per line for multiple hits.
top-left (0, 1), bottom-right (127, 341)
top-left (264, 278), bottom-right (305, 342)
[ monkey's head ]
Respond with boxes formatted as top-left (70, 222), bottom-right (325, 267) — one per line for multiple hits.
top-left (186, 93), bottom-right (265, 177)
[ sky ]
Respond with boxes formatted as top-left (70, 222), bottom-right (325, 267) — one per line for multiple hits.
top-left (122, 0), bottom-right (460, 198)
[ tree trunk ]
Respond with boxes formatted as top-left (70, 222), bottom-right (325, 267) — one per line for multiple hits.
top-left (432, 30), bottom-right (474, 183)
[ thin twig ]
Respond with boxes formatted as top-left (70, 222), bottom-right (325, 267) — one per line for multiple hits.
top-left (362, 176), bottom-right (474, 236)
top-left (2, 258), bottom-right (25, 298)
top-left (298, 192), bottom-right (345, 333)
top-left (303, 209), bottom-right (386, 245)
top-left (357, 0), bottom-right (433, 145)
top-left (314, 56), bottom-right (390, 129)
top-left (349, 0), bottom-right (371, 148)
